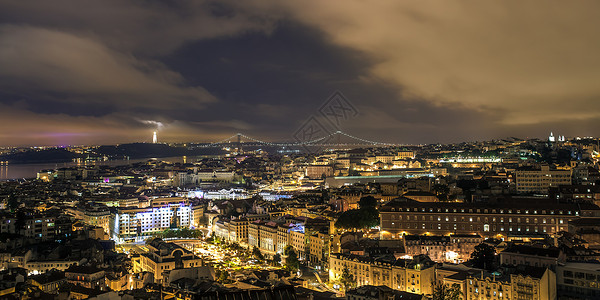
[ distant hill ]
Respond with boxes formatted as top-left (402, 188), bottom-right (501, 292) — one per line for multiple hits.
top-left (94, 143), bottom-right (227, 159)
top-left (95, 143), bottom-right (188, 158)
top-left (0, 148), bottom-right (80, 164)
top-left (1, 143), bottom-right (229, 164)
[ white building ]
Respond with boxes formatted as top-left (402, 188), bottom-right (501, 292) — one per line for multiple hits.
top-left (187, 188), bottom-right (251, 200)
top-left (111, 198), bottom-right (195, 243)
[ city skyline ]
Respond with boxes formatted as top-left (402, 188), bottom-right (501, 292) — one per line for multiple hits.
top-left (3, 3), bottom-right (600, 298)
top-left (1, 2), bottom-right (600, 146)
top-left (0, 129), bottom-right (589, 149)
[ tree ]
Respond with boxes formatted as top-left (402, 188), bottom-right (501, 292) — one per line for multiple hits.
top-left (6, 195), bottom-right (19, 212)
top-left (470, 243), bottom-right (496, 270)
top-left (154, 228), bottom-right (203, 239)
top-left (360, 207), bottom-right (380, 228)
top-left (339, 265), bottom-right (356, 291)
top-left (432, 184), bottom-right (450, 201)
top-left (272, 253), bottom-right (282, 266)
top-left (252, 247), bottom-right (264, 262)
top-left (335, 207), bottom-right (379, 230)
top-left (432, 282), bottom-right (463, 300)
top-left (284, 245), bottom-right (300, 273)
top-left (215, 269), bottom-right (229, 283)
top-left (358, 196), bottom-right (377, 209)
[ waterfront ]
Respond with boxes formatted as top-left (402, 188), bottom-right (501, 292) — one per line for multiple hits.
top-left (0, 156), bottom-right (188, 180)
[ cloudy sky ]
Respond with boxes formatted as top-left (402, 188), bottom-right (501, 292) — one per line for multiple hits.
top-left (1, 1), bottom-right (599, 146)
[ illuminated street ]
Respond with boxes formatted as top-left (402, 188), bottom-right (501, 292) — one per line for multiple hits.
top-left (169, 239), bottom-right (281, 271)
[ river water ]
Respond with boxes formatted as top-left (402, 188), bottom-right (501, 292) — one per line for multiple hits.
top-left (0, 156), bottom-right (189, 180)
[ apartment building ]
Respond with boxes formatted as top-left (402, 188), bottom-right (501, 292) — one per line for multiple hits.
top-left (309, 232), bottom-right (330, 268)
top-left (557, 262), bottom-right (600, 299)
top-left (305, 165), bottom-right (334, 179)
top-left (515, 165), bottom-right (571, 194)
top-left (0, 212), bottom-right (70, 242)
top-left (465, 267), bottom-right (556, 300)
top-left (176, 170), bottom-right (237, 186)
top-left (397, 151), bottom-right (416, 160)
top-left (137, 238), bottom-right (203, 284)
top-left (67, 204), bottom-right (111, 235)
top-left (240, 218), bottom-right (330, 264)
top-left (329, 253), bottom-right (436, 295)
top-left (379, 198), bottom-right (599, 239)
top-left (110, 198), bottom-right (196, 242)
top-left (403, 234), bottom-right (482, 263)
top-left (499, 244), bottom-right (565, 268)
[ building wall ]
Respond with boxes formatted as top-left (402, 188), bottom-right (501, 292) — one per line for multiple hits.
top-left (259, 224), bottom-right (277, 254)
top-left (308, 233), bottom-right (329, 267)
top-left (111, 200), bottom-right (196, 241)
top-left (0, 216), bottom-right (62, 242)
top-left (231, 219), bottom-right (248, 243)
top-left (396, 151), bottom-right (416, 160)
top-left (139, 243), bottom-right (203, 283)
top-left (248, 222), bottom-right (260, 249)
top-left (557, 263), bottom-right (600, 299)
top-left (329, 254), bottom-right (435, 295)
top-left (516, 166), bottom-right (571, 194)
top-left (290, 230), bottom-right (306, 261)
top-left (305, 165), bottom-right (334, 179)
top-left (25, 261), bottom-right (78, 275)
top-left (379, 202), bottom-right (591, 239)
top-left (466, 277), bottom-right (512, 300)
top-left (500, 252), bottom-right (558, 269)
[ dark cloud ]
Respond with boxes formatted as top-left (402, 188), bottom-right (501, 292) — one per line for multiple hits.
top-left (275, 1), bottom-right (600, 126)
top-left (0, 1), bottom-right (278, 55)
top-left (0, 1), bottom-right (598, 146)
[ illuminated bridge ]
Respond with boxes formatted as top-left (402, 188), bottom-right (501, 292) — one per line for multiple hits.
top-left (191, 131), bottom-right (400, 149)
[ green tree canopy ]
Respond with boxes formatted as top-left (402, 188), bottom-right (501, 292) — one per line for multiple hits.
top-left (358, 196), bottom-right (378, 209)
top-left (284, 245), bottom-right (300, 273)
top-left (340, 265), bottom-right (356, 291)
top-left (335, 207), bottom-right (379, 230)
top-left (153, 228), bottom-right (203, 239)
top-left (272, 253), bottom-right (282, 266)
top-left (470, 243), bottom-right (496, 270)
top-left (252, 247), bottom-right (264, 261)
top-left (432, 282), bottom-right (463, 300)
top-left (432, 184), bottom-right (450, 201)
top-left (215, 269), bottom-right (229, 283)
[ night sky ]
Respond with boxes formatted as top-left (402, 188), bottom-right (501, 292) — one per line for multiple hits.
top-left (1, 1), bottom-right (600, 146)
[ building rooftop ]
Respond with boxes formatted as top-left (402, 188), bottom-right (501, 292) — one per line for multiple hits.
top-left (347, 285), bottom-right (423, 300)
top-left (501, 244), bottom-right (561, 258)
top-left (569, 217), bottom-right (600, 227)
top-left (65, 265), bottom-right (103, 275)
top-left (561, 262), bottom-right (600, 271)
top-left (511, 266), bottom-right (548, 279)
top-left (381, 197), bottom-right (599, 212)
